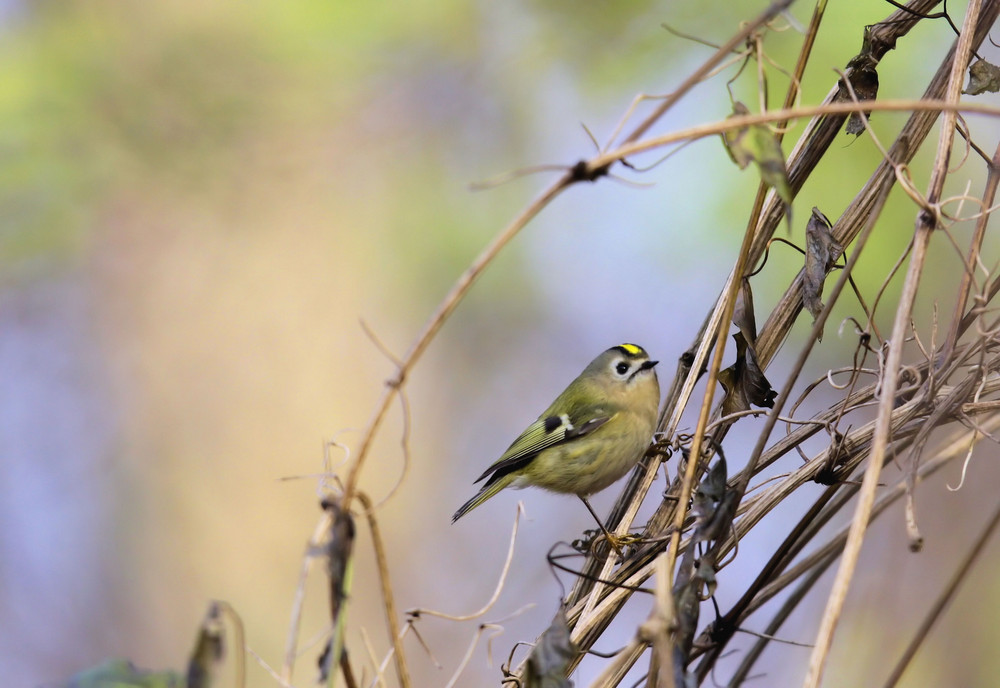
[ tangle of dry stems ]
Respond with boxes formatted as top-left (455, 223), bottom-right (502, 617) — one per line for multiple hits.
top-left (284, 0), bottom-right (1000, 686)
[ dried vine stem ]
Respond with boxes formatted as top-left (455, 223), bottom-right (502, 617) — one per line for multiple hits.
top-left (356, 492), bottom-right (411, 688)
top-left (566, 348), bottom-right (1000, 684)
top-left (940, 140), bottom-right (1000, 363)
top-left (880, 499), bottom-right (1000, 688)
top-left (616, 0), bottom-right (795, 147)
top-left (586, 98), bottom-right (1000, 176)
top-left (726, 413), bottom-right (1000, 685)
top-left (802, 1), bottom-right (989, 685)
top-left (340, 2), bottom-right (1000, 514)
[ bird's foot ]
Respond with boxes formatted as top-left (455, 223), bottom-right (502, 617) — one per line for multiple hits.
top-left (575, 528), bottom-right (640, 560)
top-left (600, 531), bottom-right (642, 559)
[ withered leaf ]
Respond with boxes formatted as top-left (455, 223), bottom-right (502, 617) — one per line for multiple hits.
top-left (187, 603), bottom-right (225, 688)
top-left (524, 607), bottom-right (575, 688)
top-left (803, 207), bottom-right (843, 338)
top-left (694, 554), bottom-right (718, 598)
top-left (670, 458), bottom-right (733, 685)
top-left (694, 454), bottom-right (727, 507)
top-left (843, 27), bottom-right (880, 135)
top-left (718, 363), bottom-right (748, 418)
top-left (722, 102), bottom-right (793, 209)
top-left (732, 277), bottom-right (758, 345)
top-left (318, 499), bottom-right (356, 682)
top-left (324, 501), bottom-right (356, 617)
top-left (671, 578), bottom-right (701, 686)
top-left (740, 334), bottom-right (776, 409)
top-left (965, 59), bottom-right (1000, 95)
top-left (719, 332), bottom-right (777, 418)
top-left (692, 457), bottom-right (735, 546)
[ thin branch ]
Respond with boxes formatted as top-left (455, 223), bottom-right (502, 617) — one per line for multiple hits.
top-left (342, 178), bottom-right (573, 506)
top-left (881, 500), bottom-right (1000, 688)
top-left (283, 511), bottom-right (333, 682)
top-left (247, 644), bottom-right (299, 688)
top-left (356, 492), bottom-right (411, 688)
top-left (407, 503), bottom-right (523, 622)
top-left (586, 99), bottom-right (1000, 176)
top-left (618, 0), bottom-right (796, 147)
top-left (444, 624), bottom-right (506, 688)
top-left (939, 140), bottom-right (1000, 363)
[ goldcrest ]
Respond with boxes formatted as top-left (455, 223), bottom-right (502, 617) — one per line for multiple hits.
top-left (452, 343), bottom-right (660, 525)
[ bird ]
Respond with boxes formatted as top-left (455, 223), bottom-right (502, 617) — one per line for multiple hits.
top-left (452, 343), bottom-right (660, 553)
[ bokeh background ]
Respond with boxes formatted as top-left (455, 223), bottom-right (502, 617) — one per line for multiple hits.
top-left (3, 1), bottom-right (999, 686)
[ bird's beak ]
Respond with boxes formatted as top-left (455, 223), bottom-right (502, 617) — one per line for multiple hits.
top-left (641, 360), bottom-right (658, 370)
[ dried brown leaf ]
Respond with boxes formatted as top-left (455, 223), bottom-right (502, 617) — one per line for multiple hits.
top-left (732, 277), bottom-right (758, 345)
top-left (318, 500), bottom-right (356, 683)
top-left (187, 603), bottom-right (225, 688)
top-left (843, 27), bottom-right (880, 135)
top-left (802, 207), bottom-right (843, 338)
top-left (524, 607), bottom-right (575, 688)
top-left (720, 332), bottom-right (778, 419)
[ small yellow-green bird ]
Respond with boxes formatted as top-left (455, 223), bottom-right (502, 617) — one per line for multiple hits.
top-left (452, 343), bottom-right (660, 530)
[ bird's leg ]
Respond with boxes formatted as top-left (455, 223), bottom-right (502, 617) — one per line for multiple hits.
top-left (579, 496), bottom-right (626, 559)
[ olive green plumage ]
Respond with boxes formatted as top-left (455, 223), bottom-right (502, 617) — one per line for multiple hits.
top-left (452, 343), bottom-right (660, 523)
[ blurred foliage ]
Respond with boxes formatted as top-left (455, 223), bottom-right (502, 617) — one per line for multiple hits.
top-left (0, 1), bottom-right (488, 273)
top-left (64, 659), bottom-right (184, 688)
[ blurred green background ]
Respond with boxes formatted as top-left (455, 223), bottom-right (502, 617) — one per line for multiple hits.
top-left (3, 1), bottom-right (999, 686)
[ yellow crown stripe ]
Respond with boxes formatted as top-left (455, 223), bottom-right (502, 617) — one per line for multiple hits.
top-left (618, 343), bottom-right (643, 356)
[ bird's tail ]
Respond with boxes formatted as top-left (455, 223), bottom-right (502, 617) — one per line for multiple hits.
top-left (451, 474), bottom-right (513, 523)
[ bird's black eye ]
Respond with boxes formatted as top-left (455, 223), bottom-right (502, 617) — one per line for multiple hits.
top-left (616, 362), bottom-right (630, 375)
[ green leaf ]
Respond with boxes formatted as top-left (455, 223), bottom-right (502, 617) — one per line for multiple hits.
top-left (722, 101), bottom-right (793, 208)
top-left (964, 59), bottom-right (1000, 95)
top-left (65, 660), bottom-right (184, 688)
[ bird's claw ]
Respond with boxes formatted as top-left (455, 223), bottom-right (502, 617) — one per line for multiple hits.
top-left (588, 530), bottom-right (641, 560)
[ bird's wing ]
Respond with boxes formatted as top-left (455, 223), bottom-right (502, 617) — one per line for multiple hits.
top-left (473, 410), bottom-right (612, 484)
